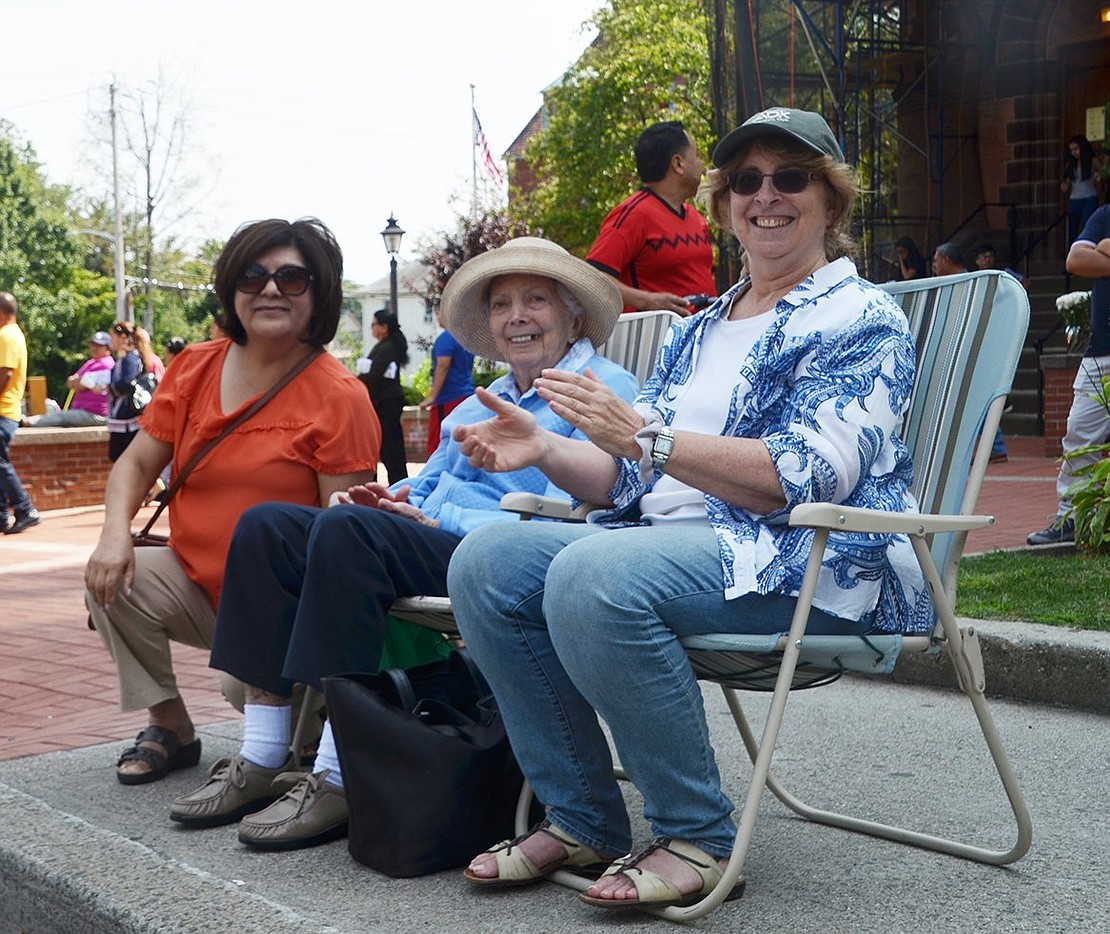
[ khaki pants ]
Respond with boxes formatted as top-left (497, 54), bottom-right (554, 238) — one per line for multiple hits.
top-left (87, 547), bottom-right (216, 712)
top-left (86, 547), bottom-right (323, 746)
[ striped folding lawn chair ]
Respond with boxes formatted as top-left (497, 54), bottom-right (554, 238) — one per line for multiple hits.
top-left (341, 274), bottom-right (1033, 919)
top-left (635, 269), bottom-right (1033, 919)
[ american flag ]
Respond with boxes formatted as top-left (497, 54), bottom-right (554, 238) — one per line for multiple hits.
top-left (473, 108), bottom-right (506, 189)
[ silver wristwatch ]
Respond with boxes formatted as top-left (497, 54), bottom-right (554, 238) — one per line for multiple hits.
top-left (650, 426), bottom-right (675, 471)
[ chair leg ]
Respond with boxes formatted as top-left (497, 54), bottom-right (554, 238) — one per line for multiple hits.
top-left (718, 537), bottom-right (1031, 871)
top-left (648, 534), bottom-right (836, 920)
top-left (291, 684), bottom-right (324, 769)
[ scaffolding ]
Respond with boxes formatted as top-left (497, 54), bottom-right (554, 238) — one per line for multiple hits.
top-left (705, 0), bottom-right (957, 281)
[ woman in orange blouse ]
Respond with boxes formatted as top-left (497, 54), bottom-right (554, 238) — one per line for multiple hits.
top-left (85, 217), bottom-right (380, 785)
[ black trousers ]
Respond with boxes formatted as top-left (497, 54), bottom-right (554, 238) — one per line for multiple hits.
top-left (211, 502), bottom-right (461, 695)
top-left (108, 428), bottom-right (138, 462)
top-left (372, 397), bottom-right (408, 485)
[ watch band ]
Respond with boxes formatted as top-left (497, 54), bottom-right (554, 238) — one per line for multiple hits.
top-left (650, 425), bottom-right (675, 471)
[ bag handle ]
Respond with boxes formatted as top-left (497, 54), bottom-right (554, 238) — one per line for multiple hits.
top-left (385, 667), bottom-right (418, 712)
top-left (135, 347), bottom-right (323, 539)
top-left (381, 649), bottom-right (488, 715)
top-left (456, 649), bottom-right (491, 698)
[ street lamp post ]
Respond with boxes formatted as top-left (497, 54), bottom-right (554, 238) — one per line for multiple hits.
top-left (380, 214), bottom-right (405, 316)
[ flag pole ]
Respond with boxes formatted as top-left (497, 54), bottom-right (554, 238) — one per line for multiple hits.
top-left (470, 84), bottom-right (478, 218)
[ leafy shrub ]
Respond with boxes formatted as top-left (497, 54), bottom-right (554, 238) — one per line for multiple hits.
top-left (402, 356), bottom-right (506, 405)
top-left (473, 357), bottom-right (507, 388)
top-left (1066, 372), bottom-right (1110, 552)
top-left (403, 358), bottom-right (431, 406)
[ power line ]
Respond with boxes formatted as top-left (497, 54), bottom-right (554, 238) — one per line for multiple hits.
top-left (0, 86), bottom-right (101, 113)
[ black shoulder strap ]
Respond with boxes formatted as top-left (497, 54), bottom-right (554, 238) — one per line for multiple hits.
top-left (135, 347), bottom-right (323, 538)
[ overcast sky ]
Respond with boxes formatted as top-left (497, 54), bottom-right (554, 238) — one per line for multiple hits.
top-left (2, 0), bottom-right (601, 285)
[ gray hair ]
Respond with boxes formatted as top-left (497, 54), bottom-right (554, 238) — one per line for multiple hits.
top-left (554, 281), bottom-right (586, 330)
top-left (934, 241), bottom-right (965, 267)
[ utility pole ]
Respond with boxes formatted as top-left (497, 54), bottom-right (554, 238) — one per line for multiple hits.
top-left (109, 82), bottom-right (129, 323)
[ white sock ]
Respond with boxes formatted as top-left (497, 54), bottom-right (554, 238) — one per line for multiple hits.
top-left (239, 703), bottom-right (291, 769)
top-left (314, 721), bottom-right (344, 789)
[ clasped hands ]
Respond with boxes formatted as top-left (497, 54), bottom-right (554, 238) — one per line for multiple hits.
top-left (338, 482), bottom-right (439, 528)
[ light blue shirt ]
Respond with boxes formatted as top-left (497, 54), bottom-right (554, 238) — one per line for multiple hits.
top-left (598, 258), bottom-right (933, 634)
top-left (399, 338), bottom-right (639, 538)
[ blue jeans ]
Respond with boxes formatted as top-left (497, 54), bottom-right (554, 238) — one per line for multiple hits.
top-left (0, 416), bottom-right (33, 519)
top-left (991, 426), bottom-right (1008, 458)
top-left (447, 520), bottom-right (867, 858)
top-left (1068, 196), bottom-right (1098, 247)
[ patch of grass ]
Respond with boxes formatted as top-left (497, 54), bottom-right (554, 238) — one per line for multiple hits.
top-left (956, 550), bottom-right (1110, 631)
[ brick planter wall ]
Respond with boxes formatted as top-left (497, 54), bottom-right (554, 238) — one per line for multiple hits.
top-left (1040, 353), bottom-right (1083, 457)
top-left (401, 406), bottom-right (429, 465)
top-left (9, 427), bottom-right (112, 510)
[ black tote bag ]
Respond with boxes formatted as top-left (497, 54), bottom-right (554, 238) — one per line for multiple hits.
top-left (324, 651), bottom-right (537, 878)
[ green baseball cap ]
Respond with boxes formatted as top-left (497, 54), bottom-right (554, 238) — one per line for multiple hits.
top-left (713, 107), bottom-right (845, 166)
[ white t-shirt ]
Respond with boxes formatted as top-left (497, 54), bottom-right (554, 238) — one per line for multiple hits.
top-left (639, 307), bottom-right (775, 525)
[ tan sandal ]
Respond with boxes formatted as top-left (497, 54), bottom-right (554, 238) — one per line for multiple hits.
top-left (463, 820), bottom-right (613, 888)
top-left (579, 838), bottom-right (745, 909)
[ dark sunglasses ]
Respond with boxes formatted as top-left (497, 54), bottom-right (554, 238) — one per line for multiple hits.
top-left (235, 264), bottom-right (314, 296)
top-left (111, 324), bottom-right (133, 335)
top-left (727, 168), bottom-right (821, 196)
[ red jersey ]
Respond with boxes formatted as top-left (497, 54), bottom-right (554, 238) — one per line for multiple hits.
top-left (586, 188), bottom-right (715, 312)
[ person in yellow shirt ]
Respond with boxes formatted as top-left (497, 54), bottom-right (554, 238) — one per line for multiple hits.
top-left (0, 292), bottom-right (41, 533)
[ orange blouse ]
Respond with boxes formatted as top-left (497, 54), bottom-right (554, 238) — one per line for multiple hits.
top-left (140, 340), bottom-right (380, 608)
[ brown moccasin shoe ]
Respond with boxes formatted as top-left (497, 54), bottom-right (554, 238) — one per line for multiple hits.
top-left (170, 755), bottom-right (303, 828)
top-left (237, 770), bottom-right (348, 851)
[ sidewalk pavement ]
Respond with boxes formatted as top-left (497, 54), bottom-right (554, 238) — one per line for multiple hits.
top-left (1, 437), bottom-right (1102, 765)
top-left (0, 439), bottom-right (1108, 930)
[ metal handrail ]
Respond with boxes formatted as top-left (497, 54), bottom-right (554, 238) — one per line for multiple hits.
top-left (942, 202), bottom-right (1018, 261)
top-left (1016, 210), bottom-right (1069, 284)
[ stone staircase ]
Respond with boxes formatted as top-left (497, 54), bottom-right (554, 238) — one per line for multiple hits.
top-left (1002, 263), bottom-right (1092, 439)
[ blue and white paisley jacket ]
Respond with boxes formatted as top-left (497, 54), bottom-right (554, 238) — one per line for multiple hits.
top-left (595, 258), bottom-right (933, 634)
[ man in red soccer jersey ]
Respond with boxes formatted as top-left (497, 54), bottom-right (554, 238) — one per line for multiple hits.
top-left (587, 121), bottom-right (715, 315)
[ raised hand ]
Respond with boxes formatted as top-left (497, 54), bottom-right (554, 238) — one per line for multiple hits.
top-left (533, 368), bottom-right (643, 460)
top-left (453, 386), bottom-right (547, 473)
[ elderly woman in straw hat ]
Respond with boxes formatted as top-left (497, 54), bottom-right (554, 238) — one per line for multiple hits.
top-left (167, 238), bottom-right (638, 852)
top-left (448, 108), bottom-right (930, 911)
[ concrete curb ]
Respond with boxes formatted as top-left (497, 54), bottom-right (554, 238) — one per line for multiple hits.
top-left (886, 617), bottom-right (1110, 714)
top-left (0, 784), bottom-right (340, 934)
top-left (1, 646), bottom-right (1106, 933)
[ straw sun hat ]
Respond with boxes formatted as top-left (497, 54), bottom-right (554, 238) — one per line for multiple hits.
top-left (440, 237), bottom-right (622, 361)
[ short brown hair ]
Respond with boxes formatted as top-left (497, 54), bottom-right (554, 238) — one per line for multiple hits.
top-left (212, 217), bottom-right (344, 347)
top-left (700, 136), bottom-right (858, 262)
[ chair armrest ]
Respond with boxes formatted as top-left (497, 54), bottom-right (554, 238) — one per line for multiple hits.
top-left (390, 595), bottom-right (459, 633)
top-left (788, 502), bottom-right (994, 535)
top-left (499, 492), bottom-right (591, 522)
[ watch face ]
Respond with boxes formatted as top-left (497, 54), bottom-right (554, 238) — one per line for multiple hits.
top-left (651, 428), bottom-right (674, 467)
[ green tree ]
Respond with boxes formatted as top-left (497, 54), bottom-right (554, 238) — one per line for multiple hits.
top-left (512, 0), bottom-right (713, 255)
top-left (0, 122), bottom-right (115, 397)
